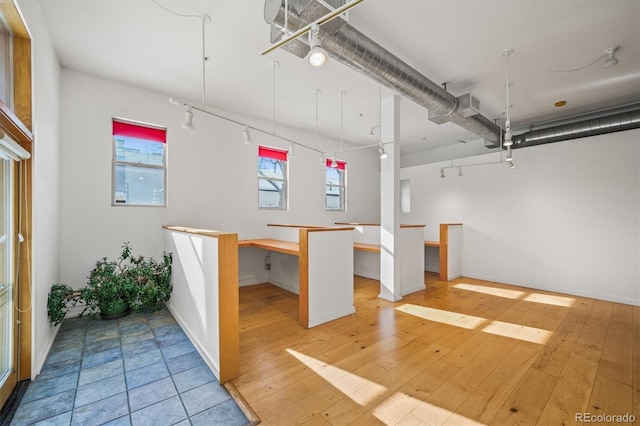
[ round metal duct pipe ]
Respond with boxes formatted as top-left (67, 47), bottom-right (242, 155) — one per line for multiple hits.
top-left (264, 0), bottom-right (502, 145)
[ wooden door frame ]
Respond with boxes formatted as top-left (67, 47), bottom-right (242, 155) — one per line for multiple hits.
top-left (0, 0), bottom-right (33, 409)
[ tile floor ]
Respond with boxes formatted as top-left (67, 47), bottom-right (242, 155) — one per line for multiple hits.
top-left (11, 308), bottom-right (249, 425)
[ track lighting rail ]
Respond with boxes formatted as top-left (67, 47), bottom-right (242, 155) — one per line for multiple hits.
top-left (260, 0), bottom-right (365, 56)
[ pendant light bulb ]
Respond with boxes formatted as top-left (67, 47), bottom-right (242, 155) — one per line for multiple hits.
top-left (503, 120), bottom-right (513, 147)
top-left (378, 144), bottom-right (388, 160)
top-left (182, 106), bottom-right (194, 130)
top-left (507, 160), bottom-right (516, 170)
top-left (307, 24), bottom-right (328, 67)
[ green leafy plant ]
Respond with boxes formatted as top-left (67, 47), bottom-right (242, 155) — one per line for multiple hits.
top-left (47, 283), bottom-right (79, 326)
top-left (81, 242), bottom-right (173, 319)
top-left (127, 251), bottom-right (173, 312)
top-left (47, 242), bottom-right (173, 323)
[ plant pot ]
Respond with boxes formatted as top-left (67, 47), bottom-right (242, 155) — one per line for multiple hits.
top-left (100, 301), bottom-right (131, 320)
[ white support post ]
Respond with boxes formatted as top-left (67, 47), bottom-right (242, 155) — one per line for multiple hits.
top-left (379, 95), bottom-right (402, 301)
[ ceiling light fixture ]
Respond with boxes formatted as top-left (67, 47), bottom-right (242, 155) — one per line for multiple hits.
top-left (182, 106), bottom-right (194, 130)
top-left (378, 144), bottom-right (388, 160)
top-left (603, 46), bottom-right (619, 68)
top-left (307, 23), bottom-right (328, 67)
top-left (242, 126), bottom-right (252, 144)
top-left (502, 49), bottom-right (514, 147)
top-left (261, 0), bottom-right (364, 56)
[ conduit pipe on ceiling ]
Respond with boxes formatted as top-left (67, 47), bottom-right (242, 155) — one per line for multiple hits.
top-left (264, 0), bottom-right (502, 145)
top-left (510, 107), bottom-right (640, 149)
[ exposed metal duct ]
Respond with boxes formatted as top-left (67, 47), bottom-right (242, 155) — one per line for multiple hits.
top-left (264, 0), bottom-right (502, 145)
top-left (510, 107), bottom-right (640, 149)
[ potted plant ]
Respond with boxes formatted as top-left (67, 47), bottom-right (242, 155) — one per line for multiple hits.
top-left (81, 242), bottom-right (173, 319)
top-left (127, 249), bottom-right (173, 313)
top-left (47, 283), bottom-right (80, 326)
top-left (47, 242), bottom-right (173, 323)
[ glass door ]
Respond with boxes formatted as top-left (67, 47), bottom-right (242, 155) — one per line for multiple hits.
top-left (0, 155), bottom-right (15, 405)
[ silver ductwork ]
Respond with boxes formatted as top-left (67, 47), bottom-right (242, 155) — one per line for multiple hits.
top-left (264, 0), bottom-right (502, 145)
top-left (510, 107), bottom-right (640, 149)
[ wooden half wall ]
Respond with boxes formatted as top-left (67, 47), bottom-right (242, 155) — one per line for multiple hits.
top-left (439, 223), bottom-right (463, 281)
top-left (162, 226), bottom-right (239, 383)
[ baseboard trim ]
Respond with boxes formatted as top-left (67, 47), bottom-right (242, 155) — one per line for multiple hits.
top-left (223, 381), bottom-right (261, 426)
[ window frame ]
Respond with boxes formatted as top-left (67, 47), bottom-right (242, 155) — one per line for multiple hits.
top-left (258, 145), bottom-right (288, 210)
top-left (111, 118), bottom-right (167, 207)
top-left (325, 159), bottom-right (346, 211)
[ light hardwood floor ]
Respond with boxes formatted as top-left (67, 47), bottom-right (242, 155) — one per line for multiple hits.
top-left (232, 273), bottom-right (639, 425)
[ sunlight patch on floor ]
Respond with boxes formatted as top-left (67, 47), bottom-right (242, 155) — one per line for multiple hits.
top-left (286, 349), bottom-right (387, 406)
top-left (453, 283), bottom-right (525, 299)
top-left (453, 282), bottom-right (575, 308)
top-left (482, 320), bottom-right (553, 344)
top-left (396, 304), bottom-right (487, 329)
top-left (396, 304), bottom-right (553, 345)
top-left (523, 293), bottom-right (575, 307)
top-left (373, 392), bottom-right (485, 425)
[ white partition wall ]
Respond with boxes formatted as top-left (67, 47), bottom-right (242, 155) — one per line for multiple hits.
top-left (353, 225), bottom-right (382, 280)
top-left (300, 228), bottom-right (355, 328)
top-left (346, 223), bottom-right (426, 296)
top-left (267, 224), bottom-right (302, 242)
top-left (163, 226), bottom-right (239, 383)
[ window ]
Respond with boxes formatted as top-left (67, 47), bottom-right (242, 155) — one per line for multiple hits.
top-left (258, 146), bottom-right (288, 209)
top-left (326, 159), bottom-right (346, 211)
top-left (112, 118), bottom-right (167, 206)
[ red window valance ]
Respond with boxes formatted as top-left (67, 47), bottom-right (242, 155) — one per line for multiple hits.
top-left (259, 145), bottom-right (288, 161)
top-left (326, 159), bottom-right (346, 170)
top-left (113, 119), bottom-right (166, 143)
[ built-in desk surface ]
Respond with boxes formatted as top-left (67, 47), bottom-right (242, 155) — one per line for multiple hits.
top-left (238, 238), bottom-right (299, 256)
top-left (353, 242), bottom-right (381, 253)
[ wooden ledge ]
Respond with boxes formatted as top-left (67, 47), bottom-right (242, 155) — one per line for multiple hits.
top-left (268, 224), bottom-right (354, 232)
top-left (335, 222), bottom-right (425, 228)
top-left (267, 224), bottom-right (325, 228)
top-left (353, 242), bottom-right (381, 253)
top-left (306, 226), bottom-right (354, 233)
top-left (425, 241), bottom-right (440, 248)
top-left (163, 225), bottom-right (232, 239)
top-left (238, 239), bottom-right (299, 256)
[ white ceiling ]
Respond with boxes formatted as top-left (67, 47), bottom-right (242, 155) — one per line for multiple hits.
top-left (36, 0), bottom-right (640, 155)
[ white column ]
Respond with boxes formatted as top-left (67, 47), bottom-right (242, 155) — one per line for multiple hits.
top-left (379, 95), bottom-right (402, 301)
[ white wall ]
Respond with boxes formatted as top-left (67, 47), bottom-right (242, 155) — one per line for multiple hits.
top-left (59, 69), bottom-right (381, 288)
top-left (18, 0), bottom-right (62, 377)
top-left (401, 129), bottom-right (640, 306)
